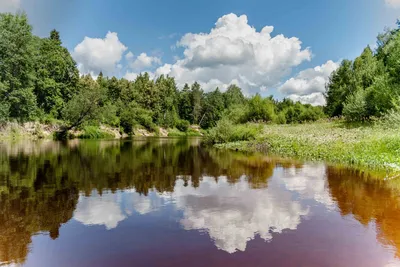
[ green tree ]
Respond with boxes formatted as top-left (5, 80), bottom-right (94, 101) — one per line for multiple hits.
top-left (353, 46), bottom-right (380, 89)
top-left (325, 60), bottom-right (356, 117)
top-left (178, 84), bottom-right (192, 123)
top-left (343, 89), bottom-right (368, 121)
top-left (154, 75), bottom-right (179, 128)
top-left (223, 84), bottom-right (245, 108)
top-left (34, 30), bottom-right (79, 117)
top-left (0, 13), bottom-right (37, 121)
top-left (201, 88), bottom-right (225, 128)
top-left (190, 82), bottom-right (203, 124)
top-left (62, 75), bottom-right (105, 129)
top-left (246, 94), bottom-right (276, 122)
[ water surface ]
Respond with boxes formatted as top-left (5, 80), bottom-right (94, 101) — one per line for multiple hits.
top-left (1, 138), bottom-right (400, 267)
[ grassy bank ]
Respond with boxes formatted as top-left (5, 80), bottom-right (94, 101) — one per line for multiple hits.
top-left (0, 122), bottom-right (202, 140)
top-left (211, 121), bottom-right (400, 174)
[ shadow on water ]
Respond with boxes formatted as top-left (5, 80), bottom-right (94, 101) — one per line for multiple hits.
top-left (0, 138), bottom-right (400, 266)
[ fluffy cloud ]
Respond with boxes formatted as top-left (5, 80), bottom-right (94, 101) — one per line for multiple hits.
top-left (129, 52), bottom-right (161, 70)
top-left (0, 0), bottom-right (20, 12)
top-left (125, 51), bottom-right (134, 60)
top-left (74, 193), bottom-right (126, 230)
top-left (73, 32), bottom-right (127, 76)
top-left (149, 13), bottom-right (311, 93)
top-left (385, 0), bottom-right (400, 8)
top-left (287, 92), bottom-right (327, 106)
top-left (72, 163), bottom-right (336, 253)
top-left (279, 60), bottom-right (339, 106)
top-left (73, 190), bottom-right (164, 229)
top-left (174, 176), bottom-right (308, 253)
top-left (280, 165), bottom-right (335, 208)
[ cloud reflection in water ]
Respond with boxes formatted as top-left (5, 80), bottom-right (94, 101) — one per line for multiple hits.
top-left (73, 164), bottom-right (337, 253)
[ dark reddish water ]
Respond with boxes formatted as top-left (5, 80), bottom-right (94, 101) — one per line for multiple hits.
top-left (1, 138), bottom-right (400, 267)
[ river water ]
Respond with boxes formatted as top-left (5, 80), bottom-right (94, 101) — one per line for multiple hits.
top-left (0, 138), bottom-right (399, 267)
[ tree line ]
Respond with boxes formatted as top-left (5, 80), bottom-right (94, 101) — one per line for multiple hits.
top-left (2, 12), bottom-right (398, 136)
top-left (0, 13), bottom-right (324, 136)
top-left (325, 21), bottom-right (400, 122)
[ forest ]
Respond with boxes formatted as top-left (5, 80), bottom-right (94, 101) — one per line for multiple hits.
top-left (0, 13), bottom-right (399, 139)
top-left (325, 20), bottom-right (400, 122)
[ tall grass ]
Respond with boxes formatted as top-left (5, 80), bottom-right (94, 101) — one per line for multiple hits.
top-left (211, 121), bottom-right (400, 173)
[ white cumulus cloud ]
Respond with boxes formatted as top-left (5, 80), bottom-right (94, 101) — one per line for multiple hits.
top-left (173, 176), bottom-right (308, 253)
top-left (287, 92), bottom-right (327, 106)
top-left (72, 163), bottom-right (336, 253)
top-left (73, 190), bottom-right (164, 230)
top-left (129, 52), bottom-right (161, 70)
top-left (149, 13), bottom-right (311, 94)
top-left (279, 60), bottom-right (339, 106)
top-left (0, 0), bottom-right (20, 12)
top-left (73, 31), bottom-right (127, 76)
top-left (74, 193), bottom-right (126, 230)
top-left (385, 0), bottom-right (400, 8)
top-left (280, 165), bottom-right (335, 208)
top-left (125, 51), bottom-right (134, 60)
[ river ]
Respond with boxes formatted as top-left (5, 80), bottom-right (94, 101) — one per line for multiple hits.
top-left (0, 138), bottom-right (399, 267)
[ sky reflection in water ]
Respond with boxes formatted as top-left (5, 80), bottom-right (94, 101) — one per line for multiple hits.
top-left (1, 139), bottom-right (400, 267)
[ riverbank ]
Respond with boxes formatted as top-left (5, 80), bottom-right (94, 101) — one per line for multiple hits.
top-left (213, 121), bottom-right (400, 174)
top-left (0, 122), bottom-right (202, 140)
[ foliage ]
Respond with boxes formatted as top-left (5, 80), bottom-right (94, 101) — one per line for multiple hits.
top-left (2, 13), bottom-right (398, 138)
top-left (245, 94), bottom-right (276, 122)
top-left (214, 122), bottom-right (400, 172)
top-left (0, 13), bottom-right (37, 122)
top-left (62, 75), bottom-right (105, 129)
top-left (78, 126), bottom-right (114, 139)
top-left (176, 119), bottom-right (190, 132)
top-left (381, 109), bottom-right (400, 129)
top-left (343, 89), bottom-right (368, 121)
top-left (206, 119), bottom-right (261, 144)
top-left (325, 22), bottom-right (400, 121)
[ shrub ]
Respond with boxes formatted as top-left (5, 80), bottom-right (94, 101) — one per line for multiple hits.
top-left (119, 102), bottom-right (156, 134)
top-left (246, 94), bottom-right (276, 122)
top-left (381, 109), bottom-right (400, 129)
top-left (79, 126), bottom-right (114, 139)
top-left (168, 128), bottom-right (186, 137)
top-left (0, 101), bottom-right (10, 124)
top-left (223, 104), bottom-right (249, 124)
top-left (276, 112), bottom-right (287, 124)
top-left (343, 89), bottom-right (368, 122)
top-left (186, 128), bottom-right (202, 136)
top-left (205, 119), bottom-right (261, 144)
top-left (176, 119), bottom-right (190, 132)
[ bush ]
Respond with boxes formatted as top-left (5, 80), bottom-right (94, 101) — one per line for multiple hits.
top-left (186, 128), bottom-right (202, 136)
top-left (276, 112), bottom-right (287, 124)
top-left (343, 89), bottom-right (368, 122)
top-left (168, 128), bottom-right (186, 137)
top-left (0, 101), bottom-right (10, 124)
top-left (381, 109), bottom-right (400, 129)
top-left (79, 126), bottom-right (114, 139)
top-left (176, 119), bottom-right (190, 132)
top-left (119, 102), bottom-right (157, 134)
top-left (245, 94), bottom-right (276, 122)
top-left (205, 119), bottom-right (261, 144)
top-left (223, 104), bottom-right (249, 124)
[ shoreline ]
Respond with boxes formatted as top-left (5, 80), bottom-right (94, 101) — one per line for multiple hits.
top-left (212, 122), bottom-right (400, 176)
top-left (0, 122), bottom-right (202, 141)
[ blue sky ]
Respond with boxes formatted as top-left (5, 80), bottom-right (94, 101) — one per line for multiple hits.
top-left (2, 0), bottom-right (399, 105)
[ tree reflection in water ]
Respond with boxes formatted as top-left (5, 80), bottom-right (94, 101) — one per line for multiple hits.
top-left (0, 139), bottom-right (400, 266)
